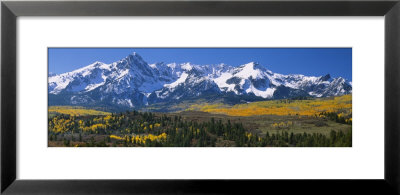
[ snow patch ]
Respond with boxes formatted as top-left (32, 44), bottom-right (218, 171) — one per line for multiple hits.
top-left (246, 86), bottom-right (276, 98)
top-left (235, 62), bottom-right (263, 79)
top-left (117, 99), bottom-right (134, 108)
top-left (213, 72), bottom-right (236, 92)
top-left (164, 72), bottom-right (188, 88)
top-left (181, 63), bottom-right (193, 71)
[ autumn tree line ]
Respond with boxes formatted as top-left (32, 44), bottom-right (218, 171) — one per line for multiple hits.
top-left (48, 110), bottom-right (351, 147)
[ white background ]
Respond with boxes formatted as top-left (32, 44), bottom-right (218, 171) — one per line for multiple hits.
top-left (17, 17), bottom-right (384, 179)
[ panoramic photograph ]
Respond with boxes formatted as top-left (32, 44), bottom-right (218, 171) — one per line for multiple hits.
top-left (48, 48), bottom-right (352, 147)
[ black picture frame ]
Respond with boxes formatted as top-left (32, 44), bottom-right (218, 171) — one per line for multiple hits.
top-left (1, 0), bottom-right (400, 194)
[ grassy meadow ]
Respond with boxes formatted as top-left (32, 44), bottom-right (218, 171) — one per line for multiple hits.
top-left (49, 106), bottom-right (111, 117)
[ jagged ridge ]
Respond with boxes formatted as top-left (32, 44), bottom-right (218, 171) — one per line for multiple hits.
top-left (49, 52), bottom-right (352, 110)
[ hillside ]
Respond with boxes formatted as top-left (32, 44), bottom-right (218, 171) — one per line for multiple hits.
top-left (187, 94), bottom-right (352, 117)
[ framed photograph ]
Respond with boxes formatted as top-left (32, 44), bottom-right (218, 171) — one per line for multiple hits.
top-left (2, 0), bottom-right (400, 194)
top-left (47, 47), bottom-right (352, 148)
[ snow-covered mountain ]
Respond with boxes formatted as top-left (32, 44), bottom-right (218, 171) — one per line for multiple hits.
top-left (49, 52), bottom-right (352, 109)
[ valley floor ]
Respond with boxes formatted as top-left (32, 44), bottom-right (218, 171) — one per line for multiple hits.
top-left (48, 95), bottom-right (352, 147)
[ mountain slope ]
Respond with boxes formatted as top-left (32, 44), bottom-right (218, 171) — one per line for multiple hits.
top-left (49, 52), bottom-right (352, 110)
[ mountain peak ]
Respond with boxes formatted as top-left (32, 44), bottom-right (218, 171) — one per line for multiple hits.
top-left (125, 52), bottom-right (147, 64)
top-left (240, 62), bottom-right (265, 70)
top-left (320, 74), bottom-right (331, 81)
top-left (92, 61), bottom-right (105, 66)
top-left (234, 62), bottom-right (266, 79)
top-left (242, 61), bottom-right (256, 68)
top-left (127, 52), bottom-right (143, 60)
top-left (130, 51), bottom-right (138, 56)
top-left (181, 62), bottom-right (193, 71)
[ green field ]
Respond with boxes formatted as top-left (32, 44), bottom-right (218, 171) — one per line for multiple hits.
top-left (168, 111), bottom-right (351, 137)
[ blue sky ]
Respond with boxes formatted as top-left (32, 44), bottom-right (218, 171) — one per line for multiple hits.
top-left (48, 48), bottom-right (352, 81)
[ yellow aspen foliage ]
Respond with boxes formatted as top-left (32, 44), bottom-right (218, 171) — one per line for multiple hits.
top-left (50, 117), bottom-right (74, 133)
top-left (110, 135), bottom-right (125, 140)
top-left (271, 123), bottom-right (279, 128)
top-left (345, 118), bottom-right (353, 123)
top-left (131, 133), bottom-right (167, 144)
top-left (271, 121), bottom-right (293, 129)
top-left (246, 132), bottom-right (252, 140)
top-left (187, 94), bottom-right (352, 117)
top-left (48, 106), bottom-right (111, 116)
top-left (103, 115), bottom-right (112, 121)
top-left (83, 123), bottom-right (107, 132)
